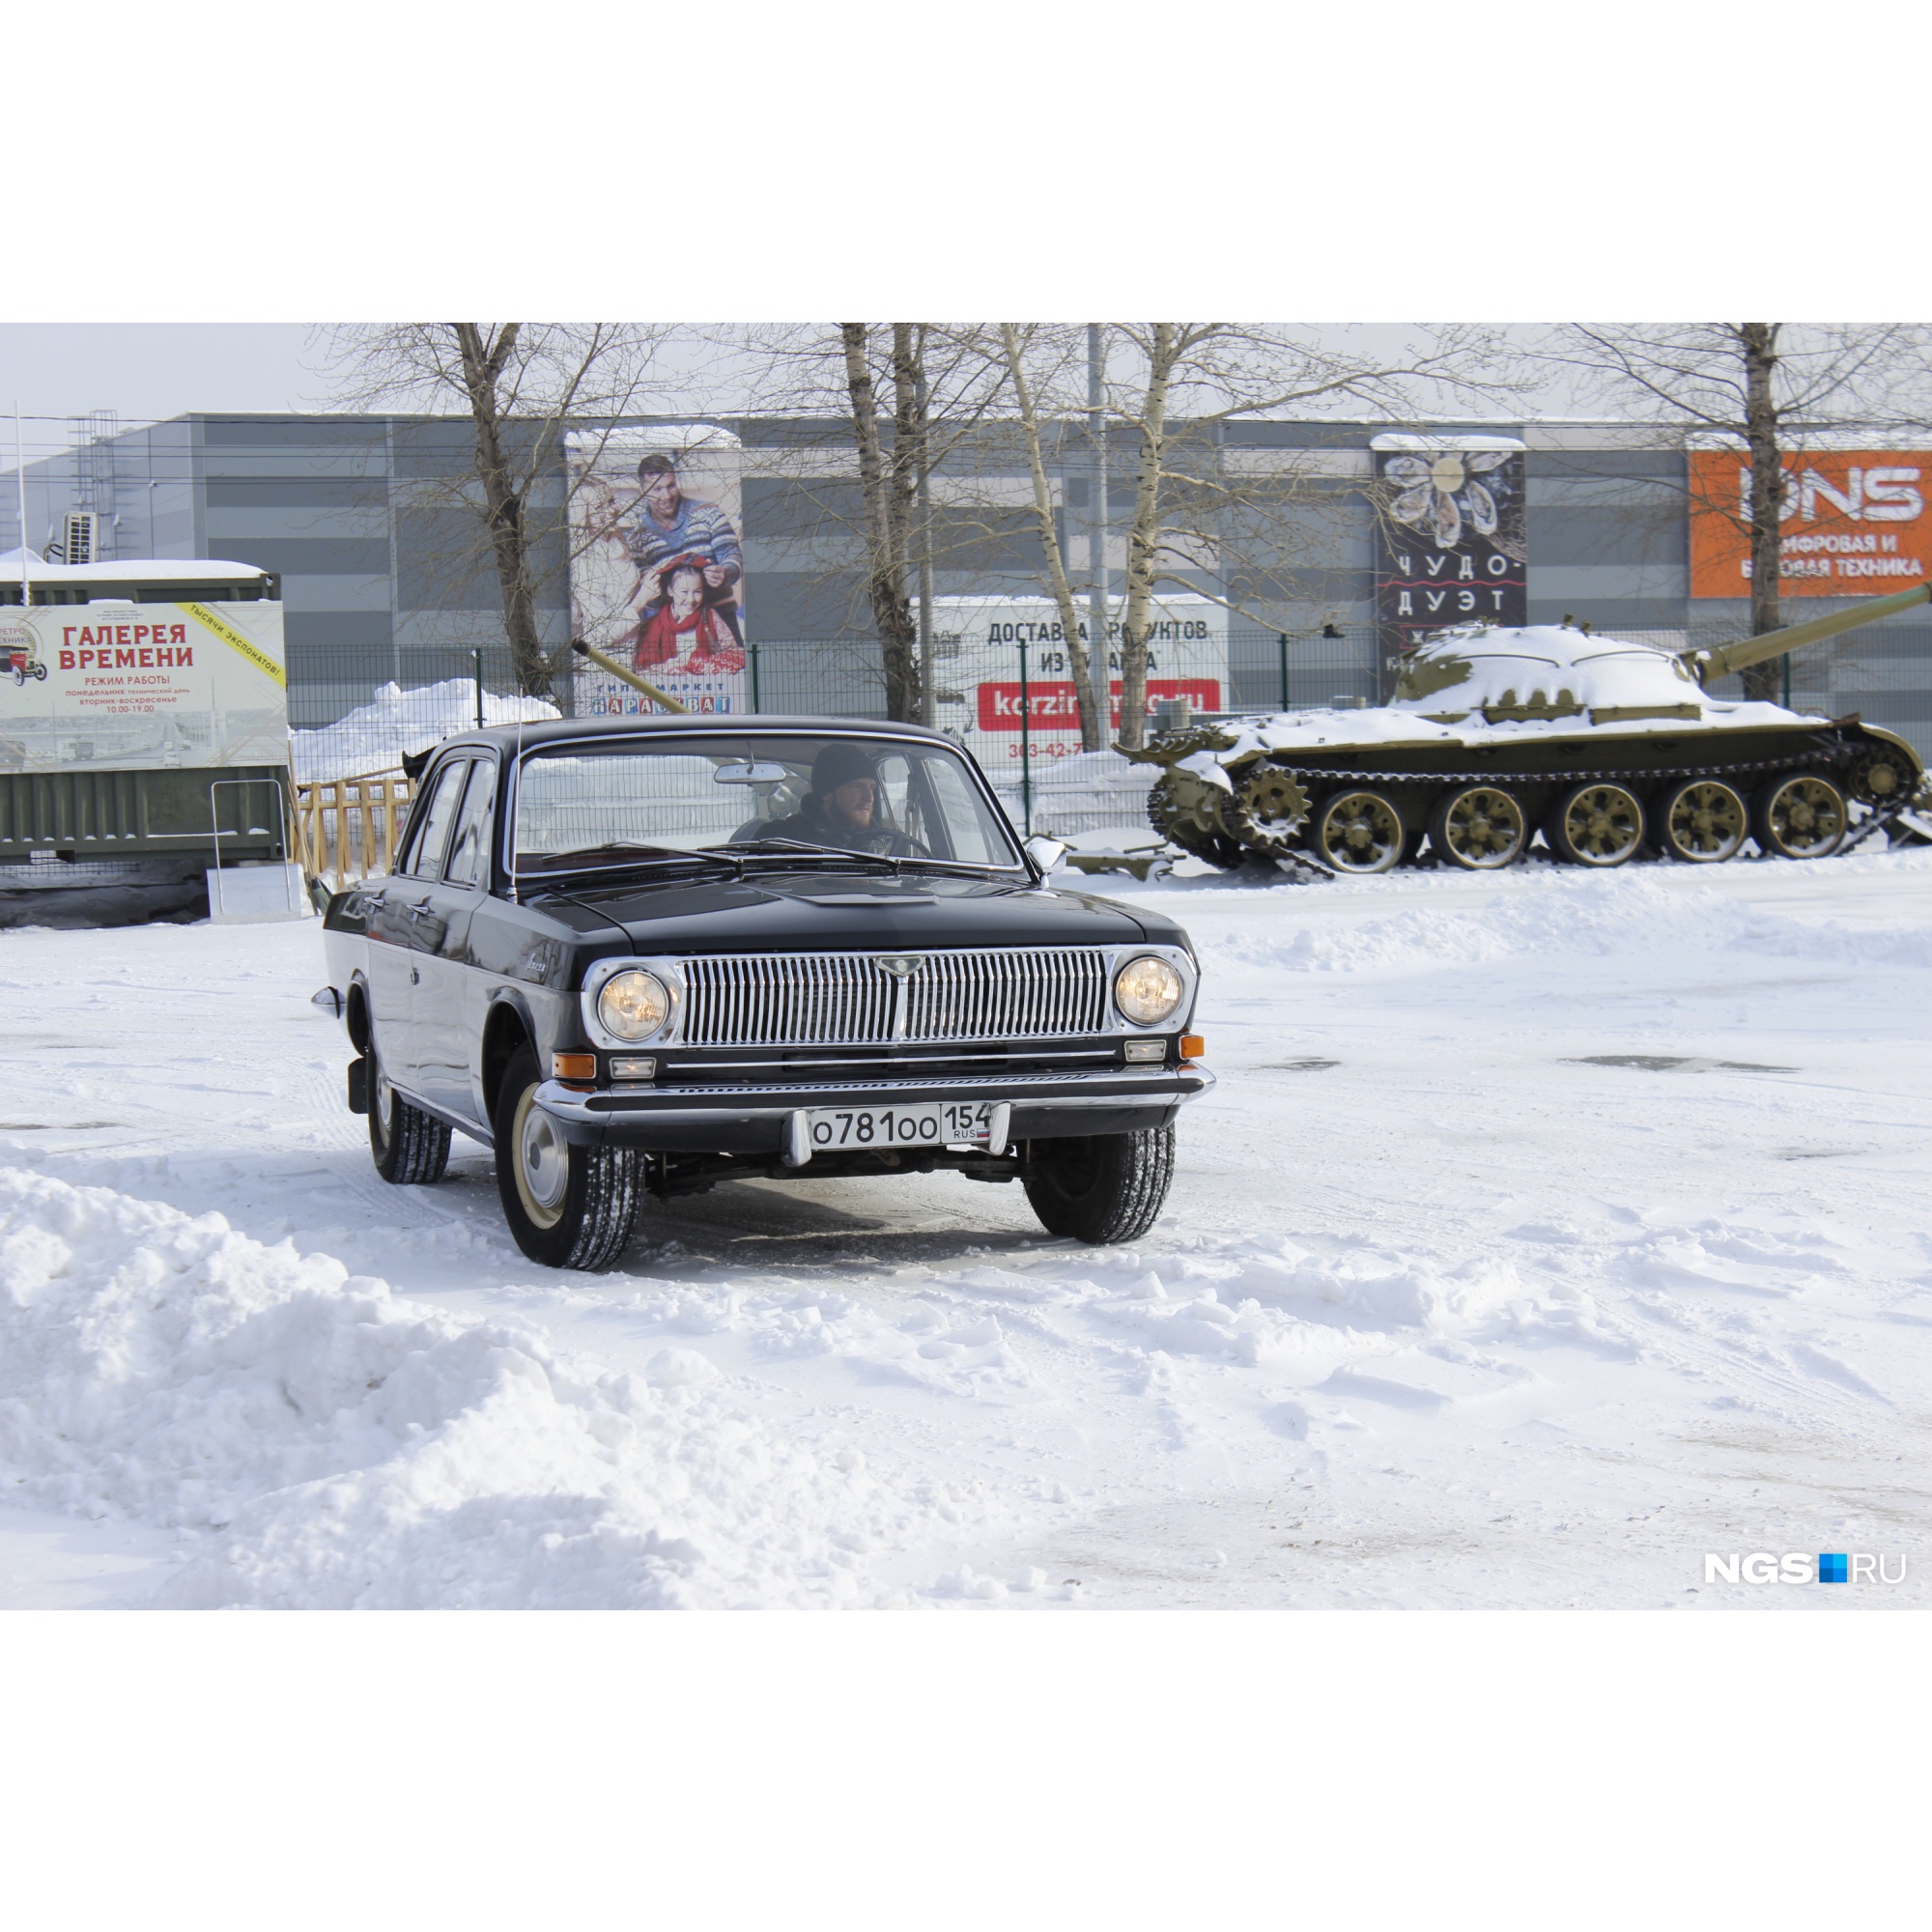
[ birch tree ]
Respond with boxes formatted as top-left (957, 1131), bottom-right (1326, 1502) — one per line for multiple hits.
top-left (319, 323), bottom-right (671, 696)
top-left (991, 323), bottom-right (1515, 749)
top-left (1541, 324), bottom-right (1926, 700)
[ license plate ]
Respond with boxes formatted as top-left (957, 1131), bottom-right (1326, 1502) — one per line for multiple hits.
top-left (803, 1100), bottom-right (995, 1151)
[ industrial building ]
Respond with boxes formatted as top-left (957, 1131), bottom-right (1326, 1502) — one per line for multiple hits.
top-left (8, 410), bottom-right (1929, 755)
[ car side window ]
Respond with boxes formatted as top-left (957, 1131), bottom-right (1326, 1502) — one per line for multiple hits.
top-left (399, 759), bottom-right (468, 879)
top-left (443, 759), bottom-right (497, 890)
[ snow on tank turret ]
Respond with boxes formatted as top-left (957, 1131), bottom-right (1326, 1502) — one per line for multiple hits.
top-left (1130, 582), bottom-right (1931, 874)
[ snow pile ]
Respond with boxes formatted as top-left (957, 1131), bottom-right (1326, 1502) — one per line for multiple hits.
top-left (1200, 868), bottom-right (1932, 976)
top-left (0, 1170), bottom-right (898, 1608)
top-left (290, 680), bottom-right (558, 781)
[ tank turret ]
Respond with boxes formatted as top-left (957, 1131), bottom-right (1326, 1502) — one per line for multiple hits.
top-left (1132, 582), bottom-right (1930, 874)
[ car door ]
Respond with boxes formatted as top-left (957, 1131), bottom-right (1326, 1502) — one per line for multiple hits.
top-left (366, 754), bottom-right (468, 1095)
top-left (412, 754), bottom-right (497, 1125)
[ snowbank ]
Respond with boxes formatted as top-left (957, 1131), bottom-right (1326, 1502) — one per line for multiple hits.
top-left (1198, 867), bottom-right (1932, 976)
top-left (0, 1170), bottom-right (895, 1608)
top-left (291, 680), bottom-right (558, 782)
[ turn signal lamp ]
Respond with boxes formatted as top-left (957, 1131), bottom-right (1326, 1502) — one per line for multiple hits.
top-left (1180, 1035), bottom-right (1206, 1061)
top-left (552, 1052), bottom-right (597, 1083)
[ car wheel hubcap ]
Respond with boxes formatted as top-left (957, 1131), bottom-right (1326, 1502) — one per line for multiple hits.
top-left (514, 1087), bottom-right (569, 1224)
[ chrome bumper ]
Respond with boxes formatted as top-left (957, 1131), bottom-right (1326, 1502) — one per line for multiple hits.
top-left (532, 1062), bottom-right (1213, 1153)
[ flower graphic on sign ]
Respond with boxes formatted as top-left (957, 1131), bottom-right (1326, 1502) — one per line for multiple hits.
top-left (1384, 450), bottom-right (1509, 550)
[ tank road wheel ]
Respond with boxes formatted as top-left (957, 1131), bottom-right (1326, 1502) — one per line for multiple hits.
top-left (1846, 746), bottom-right (1916, 808)
top-left (1023, 1126), bottom-right (1176, 1244)
top-left (368, 1048), bottom-right (451, 1185)
top-left (1148, 775), bottom-right (1244, 870)
top-left (1428, 784), bottom-right (1526, 870)
top-left (1313, 788), bottom-right (1406, 874)
top-left (1659, 779), bottom-right (1748, 864)
top-left (493, 1045), bottom-right (641, 1269)
top-left (1223, 767), bottom-right (1313, 859)
top-left (1753, 772), bottom-right (1846, 860)
top-left (1546, 782), bottom-right (1646, 867)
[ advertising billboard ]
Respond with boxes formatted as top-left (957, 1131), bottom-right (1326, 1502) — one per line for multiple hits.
top-left (566, 428), bottom-right (749, 717)
top-left (1371, 435), bottom-right (1527, 663)
top-left (0, 599), bottom-right (287, 774)
top-left (1689, 449), bottom-right (1931, 598)
top-left (931, 594), bottom-right (1228, 770)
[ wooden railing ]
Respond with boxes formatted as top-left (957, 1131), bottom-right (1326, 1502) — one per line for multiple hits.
top-left (290, 769), bottom-right (414, 892)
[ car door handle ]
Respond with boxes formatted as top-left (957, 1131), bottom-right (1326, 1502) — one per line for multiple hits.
top-left (405, 895), bottom-right (435, 921)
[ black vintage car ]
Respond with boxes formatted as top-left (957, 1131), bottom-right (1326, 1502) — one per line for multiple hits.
top-left (321, 717), bottom-right (1212, 1268)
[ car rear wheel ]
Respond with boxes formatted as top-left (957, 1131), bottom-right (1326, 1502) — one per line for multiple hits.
top-left (1022, 1126), bottom-right (1175, 1244)
top-left (493, 1045), bottom-right (640, 1269)
top-left (368, 1047), bottom-right (451, 1184)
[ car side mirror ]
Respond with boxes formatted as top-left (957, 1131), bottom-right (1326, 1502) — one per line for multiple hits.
top-left (1024, 835), bottom-right (1069, 874)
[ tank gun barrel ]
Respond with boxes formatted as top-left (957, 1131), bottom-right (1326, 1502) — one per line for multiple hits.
top-left (1688, 582), bottom-right (1932, 684)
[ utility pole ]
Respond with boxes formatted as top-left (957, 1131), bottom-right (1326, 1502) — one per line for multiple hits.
top-left (915, 351), bottom-right (936, 728)
top-left (1086, 326), bottom-right (1110, 743)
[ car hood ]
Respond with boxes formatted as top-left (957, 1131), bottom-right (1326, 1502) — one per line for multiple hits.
top-left (540, 869), bottom-right (1165, 953)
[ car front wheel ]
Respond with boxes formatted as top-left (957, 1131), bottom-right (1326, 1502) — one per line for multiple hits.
top-left (493, 1045), bottom-right (641, 1269)
top-left (1022, 1126), bottom-right (1176, 1244)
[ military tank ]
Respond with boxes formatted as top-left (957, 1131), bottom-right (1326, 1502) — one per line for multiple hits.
top-left (1132, 582), bottom-right (1932, 874)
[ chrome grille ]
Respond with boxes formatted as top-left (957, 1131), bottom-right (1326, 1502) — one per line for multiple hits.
top-left (679, 949), bottom-right (1110, 1047)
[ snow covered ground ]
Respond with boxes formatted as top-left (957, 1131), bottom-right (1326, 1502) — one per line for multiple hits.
top-left (3, 847), bottom-right (1930, 1609)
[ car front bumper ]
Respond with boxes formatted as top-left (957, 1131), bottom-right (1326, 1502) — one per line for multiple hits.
top-left (532, 1062), bottom-right (1214, 1154)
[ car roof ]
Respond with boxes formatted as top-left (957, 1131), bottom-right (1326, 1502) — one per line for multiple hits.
top-left (436, 715), bottom-right (960, 755)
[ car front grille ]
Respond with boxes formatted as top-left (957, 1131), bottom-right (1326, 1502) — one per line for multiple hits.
top-left (678, 948), bottom-right (1112, 1047)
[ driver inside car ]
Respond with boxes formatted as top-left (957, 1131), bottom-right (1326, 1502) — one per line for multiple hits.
top-left (753, 742), bottom-right (928, 857)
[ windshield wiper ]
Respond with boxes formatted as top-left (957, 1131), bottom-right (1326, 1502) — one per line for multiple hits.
top-left (523, 842), bottom-right (737, 874)
top-left (708, 838), bottom-right (1019, 882)
top-left (722, 837), bottom-right (896, 866)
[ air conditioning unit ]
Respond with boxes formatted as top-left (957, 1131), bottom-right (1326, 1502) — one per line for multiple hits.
top-left (61, 511), bottom-right (100, 565)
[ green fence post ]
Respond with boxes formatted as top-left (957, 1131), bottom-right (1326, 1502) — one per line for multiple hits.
top-left (473, 647), bottom-right (485, 729)
top-left (749, 637), bottom-right (761, 713)
top-left (1019, 636), bottom-right (1033, 837)
top-left (1278, 633), bottom-right (1290, 712)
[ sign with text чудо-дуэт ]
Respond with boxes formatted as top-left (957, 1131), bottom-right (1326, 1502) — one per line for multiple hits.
top-left (932, 595), bottom-right (1227, 766)
top-left (1689, 449), bottom-right (1931, 598)
top-left (0, 601), bottom-right (288, 774)
top-left (1372, 439), bottom-right (1528, 655)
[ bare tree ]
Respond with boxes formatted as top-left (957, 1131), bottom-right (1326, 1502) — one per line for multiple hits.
top-left (993, 323), bottom-right (1517, 748)
top-left (1000, 324), bottom-right (1104, 749)
top-left (1541, 324), bottom-right (1926, 699)
top-left (727, 324), bottom-right (1012, 723)
top-left (318, 324), bottom-right (671, 696)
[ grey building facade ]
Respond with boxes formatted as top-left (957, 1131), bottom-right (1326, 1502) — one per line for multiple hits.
top-left (8, 410), bottom-right (1928, 753)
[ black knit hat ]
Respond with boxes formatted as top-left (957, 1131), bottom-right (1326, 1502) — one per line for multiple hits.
top-left (811, 741), bottom-right (880, 793)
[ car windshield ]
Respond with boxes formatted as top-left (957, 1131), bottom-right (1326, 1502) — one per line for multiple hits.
top-left (513, 732), bottom-right (1025, 873)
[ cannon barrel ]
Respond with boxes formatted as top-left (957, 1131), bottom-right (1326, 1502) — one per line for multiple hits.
top-left (1688, 582), bottom-right (1932, 684)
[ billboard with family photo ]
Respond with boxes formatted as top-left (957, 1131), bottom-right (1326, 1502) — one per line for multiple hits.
top-left (566, 428), bottom-right (750, 717)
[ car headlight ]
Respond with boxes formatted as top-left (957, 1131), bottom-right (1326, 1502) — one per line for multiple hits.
top-left (1114, 954), bottom-right (1184, 1026)
top-left (597, 968), bottom-right (671, 1039)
